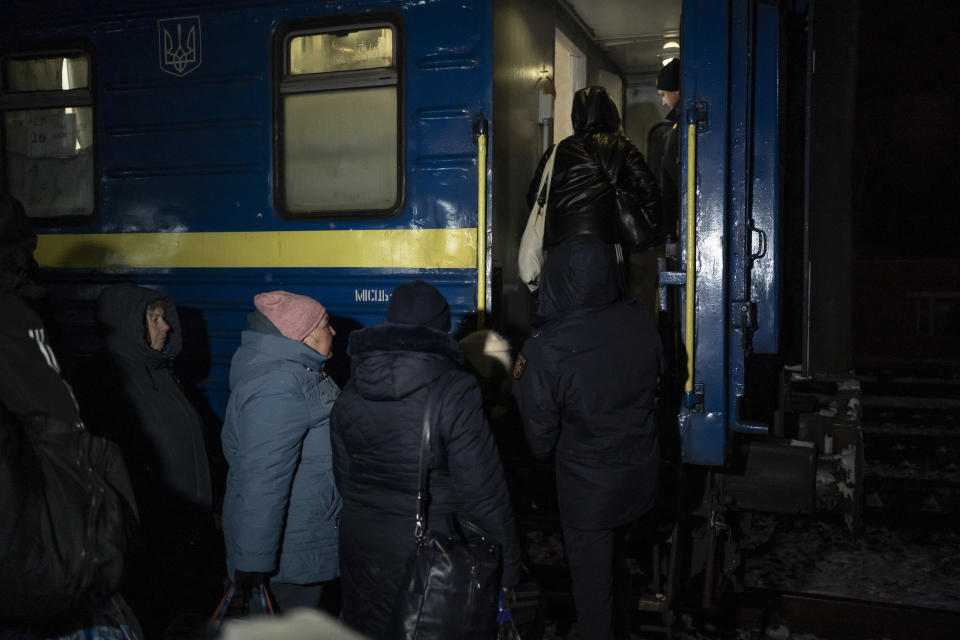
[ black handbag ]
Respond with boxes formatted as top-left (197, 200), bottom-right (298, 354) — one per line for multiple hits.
top-left (393, 385), bottom-right (502, 640)
top-left (613, 186), bottom-right (660, 250)
top-left (585, 137), bottom-right (660, 250)
top-left (0, 413), bottom-right (138, 624)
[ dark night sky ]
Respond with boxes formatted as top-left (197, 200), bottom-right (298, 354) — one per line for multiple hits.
top-left (853, 1), bottom-right (960, 259)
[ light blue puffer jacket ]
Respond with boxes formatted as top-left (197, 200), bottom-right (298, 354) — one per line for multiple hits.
top-left (221, 312), bottom-right (341, 583)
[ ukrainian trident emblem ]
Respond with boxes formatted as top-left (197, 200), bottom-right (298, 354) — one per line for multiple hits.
top-left (158, 16), bottom-right (202, 77)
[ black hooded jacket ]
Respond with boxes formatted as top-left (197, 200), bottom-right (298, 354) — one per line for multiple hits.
top-left (526, 86), bottom-right (662, 249)
top-left (86, 284), bottom-right (212, 511)
top-left (0, 195), bottom-right (79, 426)
top-left (513, 236), bottom-right (663, 529)
top-left (331, 324), bottom-right (521, 638)
top-left (1, 195), bottom-right (84, 567)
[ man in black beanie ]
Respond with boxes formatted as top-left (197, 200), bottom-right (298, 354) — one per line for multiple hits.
top-left (656, 58), bottom-right (680, 114)
top-left (651, 58), bottom-right (681, 240)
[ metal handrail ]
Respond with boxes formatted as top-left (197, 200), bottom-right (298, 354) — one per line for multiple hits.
top-left (476, 121), bottom-right (488, 329)
top-left (684, 122), bottom-right (697, 401)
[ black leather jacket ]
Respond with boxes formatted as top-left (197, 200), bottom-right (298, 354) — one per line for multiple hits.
top-left (526, 87), bottom-right (662, 249)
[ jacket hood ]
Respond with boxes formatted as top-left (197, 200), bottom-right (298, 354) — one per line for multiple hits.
top-left (347, 324), bottom-right (462, 401)
top-left (538, 235), bottom-right (620, 319)
top-left (571, 86), bottom-right (621, 136)
top-left (231, 326), bottom-right (329, 379)
top-left (246, 310), bottom-right (284, 337)
top-left (97, 283), bottom-right (182, 366)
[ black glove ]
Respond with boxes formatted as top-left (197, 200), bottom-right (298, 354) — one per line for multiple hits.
top-left (233, 570), bottom-right (269, 589)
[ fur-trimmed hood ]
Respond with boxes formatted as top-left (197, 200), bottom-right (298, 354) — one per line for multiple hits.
top-left (346, 323), bottom-right (463, 402)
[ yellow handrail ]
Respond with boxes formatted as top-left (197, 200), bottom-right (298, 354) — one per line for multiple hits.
top-left (476, 128), bottom-right (488, 329)
top-left (685, 122), bottom-right (697, 395)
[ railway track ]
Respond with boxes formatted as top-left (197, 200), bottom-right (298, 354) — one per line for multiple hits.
top-left (522, 371), bottom-right (960, 638)
top-left (735, 589), bottom-right (960, 640)
top-left (859, 373), bottom-right (960, 522)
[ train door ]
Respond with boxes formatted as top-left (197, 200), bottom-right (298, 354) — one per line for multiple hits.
top-left (667, 0), bottom-right (784, 466)
top-left (553, 28), bottom-right (586, 143)
top-left (597, 69), bottom-right (623, 115)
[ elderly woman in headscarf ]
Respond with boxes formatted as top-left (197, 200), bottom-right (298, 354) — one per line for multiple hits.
top-left (90, 283), bottom-right (214, 636)
top-left (330, 280), bottom-right (521, 639)
top-left (95, 284), bottom-right (212, 511)
top-left (221, 290), bottom-right (341, 612)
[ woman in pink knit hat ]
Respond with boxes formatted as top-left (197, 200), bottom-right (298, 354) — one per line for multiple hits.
top-left (220, 290), bottom-right (342, 612)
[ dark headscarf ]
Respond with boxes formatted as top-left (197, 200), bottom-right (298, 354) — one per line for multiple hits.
top-left (97, 283), bottom-right (183, 365)
top-left (571, 86), bottom-right (621, 136)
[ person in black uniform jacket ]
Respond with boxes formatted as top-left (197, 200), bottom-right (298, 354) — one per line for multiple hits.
top-left (526, 86), bottom-right (661, 253)
top-left (331, 280), bottom-right (521, 639)
top-left (513, 235), bottom-right (664, 640)
top-left (654, 58), bottom-right (681, 240)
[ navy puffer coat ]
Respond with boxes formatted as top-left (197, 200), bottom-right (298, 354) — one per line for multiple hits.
top-left (331, 324), bottom-right (521, 639)
top-left (221, 312), bottom-right (341, 584)
top-left (513, 236), bottom-right (663, 529)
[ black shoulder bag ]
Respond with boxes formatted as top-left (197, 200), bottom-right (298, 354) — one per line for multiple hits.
top-left (393, 384), bottom-right (502, 640)
top-left (585, 137), bottom-right (660, 251)
top-left (0, 413), bottom-right (138, 624)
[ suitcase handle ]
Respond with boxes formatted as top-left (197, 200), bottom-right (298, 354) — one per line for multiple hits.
top-left (208, 582), bottom-right (275, 632)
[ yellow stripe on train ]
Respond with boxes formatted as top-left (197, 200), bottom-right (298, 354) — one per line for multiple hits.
top-left (35, 228), bottom-right (478, 270)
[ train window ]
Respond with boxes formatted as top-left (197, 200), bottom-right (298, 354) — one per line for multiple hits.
top-left (0, 51), bottom-right (94, 218)
top-left (277, 22), bottom-right (399, 215)
top-left (289, 28), bottom-right (393, 74)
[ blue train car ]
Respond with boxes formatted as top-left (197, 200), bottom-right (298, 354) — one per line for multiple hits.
top-left (1, 0), bottom-right (557, 416)
top-left (2, 0), bottom-right (858, 496)
top-left (672, 0), bottom-right (860, 499)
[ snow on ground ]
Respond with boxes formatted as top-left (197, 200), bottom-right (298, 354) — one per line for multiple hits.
top-left (525, 514), bottom-right (960, 638)
top-left (743, 515), bottom-right (960, 612)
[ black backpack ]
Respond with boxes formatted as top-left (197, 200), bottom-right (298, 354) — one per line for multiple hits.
top-left (0, 412), bottom-right (139, 624)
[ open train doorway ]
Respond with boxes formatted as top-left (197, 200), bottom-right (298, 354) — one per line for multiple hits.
top-left (553, 27), bottom-right (586, 142)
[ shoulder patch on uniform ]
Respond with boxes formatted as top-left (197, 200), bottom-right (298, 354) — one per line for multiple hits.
top-left (512, 353), bottom-right (526, 380)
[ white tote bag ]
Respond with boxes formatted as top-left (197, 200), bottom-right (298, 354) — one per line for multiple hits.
top-left (518, 146), bottom-right (558, 292)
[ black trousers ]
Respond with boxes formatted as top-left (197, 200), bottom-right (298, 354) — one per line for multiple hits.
top-left (563, 523), bottom-right (633, 640)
